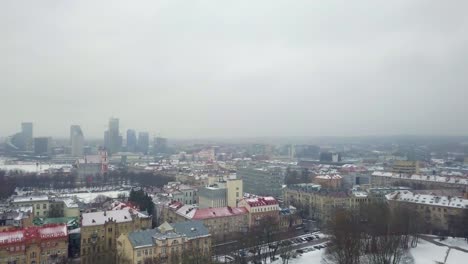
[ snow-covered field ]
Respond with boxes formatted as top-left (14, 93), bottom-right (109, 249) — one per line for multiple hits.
top-left (410, 240), bottom-right (448, 264)
top-left (439, 237), bottom-right (468, 251)
top-left (268, 239), bottom-right (467, 264)
top-left (0, 163), bottom-right (72, 173)
top-left (64, 190), bottom-right (130, 203)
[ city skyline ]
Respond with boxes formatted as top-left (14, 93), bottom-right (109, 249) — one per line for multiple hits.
top-left (2, 1), bottom-right (468, 138)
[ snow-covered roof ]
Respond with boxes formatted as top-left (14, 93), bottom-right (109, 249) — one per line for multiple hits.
top-left (372, 172), bottom-right (468, 185)
top-left (386, 191), bottom-right (468, 209)
top-left (315, 174), bottom-right (342, 180)
top-left (12, 195), bottom-right (49, 203)
top-left (57, 198), bottom-right (79, 208)
top-left (82, 208), bottom-right (149, 227)
top-left (243, 196), bottom-right (278, 207)
top-left (0, 224), bottom-right (67, 246)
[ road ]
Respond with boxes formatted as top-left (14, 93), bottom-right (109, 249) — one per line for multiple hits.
top-left (214, 232), bottom-right (329, 263)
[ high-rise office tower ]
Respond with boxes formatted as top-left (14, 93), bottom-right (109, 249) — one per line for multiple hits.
top-left (126, 129), bottom-right (137, 152)
top-left (21, 122), bottom-right (33, 150)
top-left (104, 118), bottom-right (121, 155)
top-left (70, 125), bottom-right (80, 144)
top-left (34, 137), bottom-right (50, 155)
top-left (137, 132), bottom-right (149, 154)
top-left (70, 125), bottom-right (84, 157)
top-left (153, 137), bottom-right (168, 154)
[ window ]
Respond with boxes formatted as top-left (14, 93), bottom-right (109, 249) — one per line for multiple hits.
top-left (137, 250), bottom-right (141, 257)
top-left (108, 228), bottom-right (112, 232)
top-left (144, 249), bottom-right (148, 255)
top-left (236, 192), bottom-right (239, 198)
top-left (43, 204), bottom-right (47, 209)
top-left (36, 204), bottom-right (40, 209)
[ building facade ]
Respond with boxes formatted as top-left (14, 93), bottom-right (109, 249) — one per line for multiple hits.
top-left (162, 204), bottom-right (248, 241)
top-left (386, 190), bottom-right (468, 235)
top-left (70, 125), bottom-right (84, 157)
top-left (238, 196), bottom-right (279, 227)
top-left (80, 208), bottom-right (151, 264)
top-left (116, 221), bottom-right (211, 264)
top-left (237, 167), bottom-right (285, 197)
top-left (0, 224), bottom-right (68, 264)
top-left (283, 185), bottom-right (370, 225)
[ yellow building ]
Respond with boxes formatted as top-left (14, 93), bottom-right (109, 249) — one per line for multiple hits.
top-left (162, 204), bottom-right (248, 241)
top-left (11, 195), bottom-right (50, 217)
top-left (392, 160), bottom-right (419, 174)
top-left (283, 185), bottom-right (370, 224)
top-left (226, 179), bottom-right (243, 207)
top-left (0, 224), bottom-right (68, 264)
top-left (80, 208), bottom-right (151, 264)
top-left (117, 221), bottom-right (211, 264)
top-left (386, 190), bottom-right (468, 234)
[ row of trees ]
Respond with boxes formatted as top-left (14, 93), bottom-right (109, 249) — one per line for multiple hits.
top-left (324, 202), bottom-right (422, 264)
top-left (214, 216), bottom-right (297, 264)
top-left (0, 171), bottom-right (16, 199)
top-left (284, 167), bottom-right (310, 185)
top-left (128, 189), bottom-right (155, 216)
top-left (1, 170), bottom-right (175, 191)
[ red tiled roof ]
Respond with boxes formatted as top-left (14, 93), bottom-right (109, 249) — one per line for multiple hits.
top-left (192, 207), bottom-right (248, 220)
top-left (244, 197), bottom-right (278, 207)
top-left (0, 224), bottom-right (67, 246)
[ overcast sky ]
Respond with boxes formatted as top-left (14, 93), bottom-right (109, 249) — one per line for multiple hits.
top-left (1, 0), bottom-right (468, 139)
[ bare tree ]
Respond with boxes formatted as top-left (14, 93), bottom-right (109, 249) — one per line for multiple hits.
top-left (324, 208), bottom-right (363, 264)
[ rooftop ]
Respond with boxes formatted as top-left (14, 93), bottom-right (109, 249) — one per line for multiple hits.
top-left (0, 224), bottom-right (67, 246)
top-left (386, 191), bottom-right (468, 209)
top-left (12, 195), bottom-right (49, 203)
top-left (127, 221), bottom-right (210, 248)
top-left (372, 172), bottom-right (468, 185)
top-left (82, 208), bottom-right (149, 227)
top-left (243, 197), bottom-right (279, 207)
top-left (175, 206), bottom-right (248, 220)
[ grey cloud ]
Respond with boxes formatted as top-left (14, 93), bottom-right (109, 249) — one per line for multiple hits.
top-left (1, 0), bottom-right (468, 138)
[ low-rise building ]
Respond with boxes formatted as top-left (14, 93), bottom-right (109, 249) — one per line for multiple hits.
top-left (116, 221), bottom-right (211, 264)
top-left (11, 195), bottom-right (80, 219)
top-left (392, 160), bottom-right (419, 174)
top-left (238, 196), bottom-right (279, 227)
top-left (283, 185), bottom-right (370, 225)
top-left (386, 190), bottom-right (468, 235)
top-left (0, 224), bottom-right (68, 264)
top-left (370, 171), bottom-right (468, 189)
top-left (313, 174), bottom-right (343, 189)
top-left (0, 207), bottom-right (34, 231)
top-left (162, 204), bottom-right (248, 241)
top-left (11, 195), bottom-right (50, 217)
top-left (80, 208), bottom-right (151, 264)
top-left (198, 178), bottom-right (243, 209)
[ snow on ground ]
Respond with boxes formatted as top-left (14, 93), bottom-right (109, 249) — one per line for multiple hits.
top-left (410, 240), bottom-right (448, 264)
top-left (266, 239), bottom-right (468, 264)
top-left (446, 248), bottom-right (467, 264)
top-left (0, 163), bottom-right (71, 173)
top-left (269, 247), bottom-right (325, 264)
top-left (67, 190), bottom-right (130, 203)
top-left (439, 237), bottom-right (468, 251)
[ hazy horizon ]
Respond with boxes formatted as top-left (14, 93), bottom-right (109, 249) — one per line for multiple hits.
top-left (2, 0), bottom-right (468, 138)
